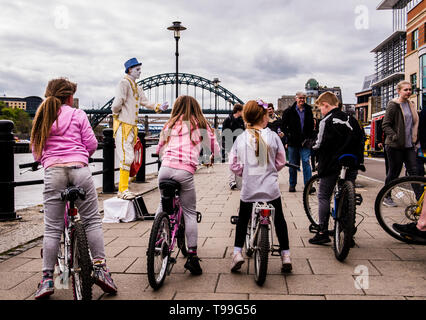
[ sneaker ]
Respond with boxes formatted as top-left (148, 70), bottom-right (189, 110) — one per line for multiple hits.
top-left (281, 254), bottom-right (292, 273)
top-left (383, 197), bottom-right (397, 207)
top-left (117, 189), bottom-right (136, 200)
top-left (230, 251), bottom-right (245, 272)
top-left (93, 264), bottom-right (118, 294)
top-left (289, 186), bottom-right (296, 192)
top-left (393, 222), bottom-right (426, 241)
top-left (184, 255), bottom-right (203, 275)
top-left (308, 232), bottom-right (331, 245)
top-left (34, 278), bottom-right (54, 300)
top-left (229, 182), bottom-right (237, 190)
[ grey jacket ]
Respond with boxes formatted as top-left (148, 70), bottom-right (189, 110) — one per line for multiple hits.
top-left (382, 98), bottom-right (418, 149)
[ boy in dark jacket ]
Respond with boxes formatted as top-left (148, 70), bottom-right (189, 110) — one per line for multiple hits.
top-left (309, 92), bottom-right (365, 244)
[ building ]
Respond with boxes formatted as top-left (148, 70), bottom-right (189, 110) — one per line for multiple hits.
top-left (355, 74), bottom-right (376, 125)
top-left (371, 0), bottom-right (424, 111)
top-left (0, 96), bottom-right (42, 115)
top-left (277, 95), bottom-right (295, 114)
top-left (405, 0), bottom-right (426, 109)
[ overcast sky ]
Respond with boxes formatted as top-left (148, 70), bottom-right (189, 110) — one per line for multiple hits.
top-left (0, 0), bottom-right (393, 109)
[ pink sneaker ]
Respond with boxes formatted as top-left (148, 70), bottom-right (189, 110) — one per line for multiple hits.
top-left (92, 264), bottom-right (117, 294)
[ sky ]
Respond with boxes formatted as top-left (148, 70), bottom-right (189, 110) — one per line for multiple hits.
top-left (0, 0), bottom-right (393, 109)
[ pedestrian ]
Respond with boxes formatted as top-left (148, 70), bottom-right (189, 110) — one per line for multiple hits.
top-left (267, 103), bottom-right (287, 155)
top-left (221, 103), bottom-right (245, 189)
top-left (382, 80), bottom-right (419, 207)
top-left (30, 78), bottom-right (117, 299)
top-left (156, 95), bottom-right (220, 275)
top-left (229, 99), bottom-right (292, 273)
top-left (281, 91), bottom-right (315, 192)
top-left (308, 91), bottom-right (365, 244)
top-left (415, 107), bottom-right (426, 176)
top-left (111, 57), bottom-right (168, 200)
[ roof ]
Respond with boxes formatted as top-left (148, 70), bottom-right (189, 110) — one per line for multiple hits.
top-left (377, 0), bottom-right (400, 10)
top-left (371, 30), bottom-right (405, 52)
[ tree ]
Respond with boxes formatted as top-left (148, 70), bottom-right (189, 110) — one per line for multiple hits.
top-left (0, 107), bottom-right (32, 135)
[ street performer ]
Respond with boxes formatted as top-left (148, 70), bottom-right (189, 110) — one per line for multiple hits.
top-left (111, 57), bottom-right (168, 199)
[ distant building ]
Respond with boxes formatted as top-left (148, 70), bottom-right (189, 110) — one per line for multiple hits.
top-left (355, 74), bottom-right (375, 125)
top-left (277, 95), bottom-right (295, 114)
top-left (0, 96), bottom-right (42, 115)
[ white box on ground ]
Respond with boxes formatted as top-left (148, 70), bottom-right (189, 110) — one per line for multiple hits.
top-left (102, 197), bottom-right (137, 223)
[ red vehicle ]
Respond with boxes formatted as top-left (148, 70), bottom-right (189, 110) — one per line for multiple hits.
top-left (368, 111), bottom-right (386, 156)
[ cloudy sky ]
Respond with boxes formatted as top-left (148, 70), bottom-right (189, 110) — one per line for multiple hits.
top-left (0, 0), bottom-right (393, 109)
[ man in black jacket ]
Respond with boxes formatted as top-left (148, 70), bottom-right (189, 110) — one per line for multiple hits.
top-left (281, 92), bottom-right (314, 192)
top-left (222, 103), bottom-right (245, 189)
top-left (309, 92), bottom-right (365, 244)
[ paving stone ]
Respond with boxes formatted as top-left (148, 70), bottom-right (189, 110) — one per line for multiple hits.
top-left (0, 272), bottom-right (36, 290)
top-left (175, 292), bottom-right (248, 300)
top-left (389, 248), bottom-right (426, 261)
top-left (308, 259), bottom-right (381, 276)
top-left (325, 295), bottom-right (406, 300)
top-left (370, 260), bottom-right (426, 277)
top-left (286, 275), bottom-right (364, 295)
top-left (364, 276), bottom-right (426, 297)
top-left (216, 274), bottom-right (287, 294)
top-left (249, 294), bottom-right (325, 300)
top-left (0, 257), bottom-right (33, 272)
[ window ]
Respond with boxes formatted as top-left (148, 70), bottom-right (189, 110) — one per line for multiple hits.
top-left (410, 73), bottom-right (417, 89)
top-left (412, 29), bottom-right (419, 50)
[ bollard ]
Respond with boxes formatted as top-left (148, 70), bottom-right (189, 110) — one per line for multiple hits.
top-left (135, 131), bottom-right (146, 183)
top-left (144, 115), bottom-right (149, 136)
top-left (102, 128), bottom-right (115, 193)
top-left (0, 120), bottom-right (21, 221)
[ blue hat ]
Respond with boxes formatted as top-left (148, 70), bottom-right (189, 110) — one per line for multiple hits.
top-left (124, 58), bottom-right (142, 73)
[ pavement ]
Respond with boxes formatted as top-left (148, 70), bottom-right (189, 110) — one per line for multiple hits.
top-left (0, 163), bottom-right (425, 300)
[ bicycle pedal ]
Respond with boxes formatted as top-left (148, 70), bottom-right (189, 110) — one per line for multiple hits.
top-left (230, 216), bottom-right (239, 225)
top-left (309, 224), bottom-right (319, 234)
top-left (355, 193), bottom-right (363, 206)
top-left (271, 246), bottom-right (281, 256)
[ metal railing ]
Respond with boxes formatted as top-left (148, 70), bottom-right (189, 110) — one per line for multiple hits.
top-left (0, 120), bottom-right (160, 222)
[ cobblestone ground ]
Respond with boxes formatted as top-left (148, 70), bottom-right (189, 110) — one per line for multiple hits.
top-left (0, 164), bottom-right (425, 300)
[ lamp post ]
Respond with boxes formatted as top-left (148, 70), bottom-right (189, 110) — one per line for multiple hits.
top-left (213, 78), bottom-right (220, 129)
top-left (167, 21), bottom-right (186, 99)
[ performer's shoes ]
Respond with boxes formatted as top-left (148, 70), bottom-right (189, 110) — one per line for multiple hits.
top-left (117, 189), bottom-right (136, 200)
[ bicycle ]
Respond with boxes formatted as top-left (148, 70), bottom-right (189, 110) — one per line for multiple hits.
top-left (19, 161), bottom-right (93, 300)
top-left (374, 175), bottom-right (426, 244)
top-left (230, 162), bottom-right (299, 286)
top-left (146, 177), bottom-right (202, 290)
top-left (303, 154), bottom-right (363, 261)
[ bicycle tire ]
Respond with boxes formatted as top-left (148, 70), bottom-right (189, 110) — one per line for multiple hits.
top-left (374, 175), bottom-right (426, 244)
top-left (333, 180), bottom-right (356, 262)
top-left (71, 221), bottom-right (93, 300)
top-left (245, 217), bottom-right (254, 257)
top-left (254, 224), bottom-right (269, 286)
top-left (177, 217), bottom-right (188, 257)
top-left (147, 212), bottom-right (171, 290)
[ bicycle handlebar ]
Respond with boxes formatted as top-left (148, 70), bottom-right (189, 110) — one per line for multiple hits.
top-left (19, 161), bottom-right (40, 170)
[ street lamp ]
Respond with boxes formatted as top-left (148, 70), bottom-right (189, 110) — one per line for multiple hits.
top-left (167, 21), bottom-right (186, 99)
top-left (213, 78), bottom-right (220, 129)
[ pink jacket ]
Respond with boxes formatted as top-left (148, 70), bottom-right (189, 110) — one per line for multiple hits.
top-left (33, 105), bottom-right (98, 168)
top-left (156, 118), bottom-right (220, 174)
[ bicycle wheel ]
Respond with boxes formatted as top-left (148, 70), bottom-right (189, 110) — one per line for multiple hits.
top-left (147, 212), bottom-right (171, 290)
top-left (303, 174), bottom-right (334, 232)
top-left (245, 217), bottom-right (254, 257)
top-left (177, 216), bottom-right (188, 257)
top-left (70, 221), bottom-right (93, 300)
top-left (375, 175), bottom-right (426, 244)
top-left (333, 181), bottom-right (356, 262)
top-left (253, 224), bottom-right (269, 286)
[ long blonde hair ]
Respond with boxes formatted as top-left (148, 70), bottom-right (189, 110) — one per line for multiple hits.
top-left (160, 95), bottom-right (213, 145)
top-left (243, 100), bottom-right (269, 164)
top-left (30, 78), bottom-right (77, 158)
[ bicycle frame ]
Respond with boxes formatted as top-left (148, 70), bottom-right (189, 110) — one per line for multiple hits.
top-left (248, 203), bottom-right (276, 253)
top-left (168, 196), bottom-right (183, 254)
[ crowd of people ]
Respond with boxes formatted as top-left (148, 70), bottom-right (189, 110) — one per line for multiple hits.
top-left (29, 57), bottom-right (426, 299)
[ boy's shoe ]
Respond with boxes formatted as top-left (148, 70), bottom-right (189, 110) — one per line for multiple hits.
top-left (281, 254), bottom-right (292, 273)
top-left (184, 255), bottom-right (203, 275)
top-left (308, 232), bottom-right (331, 245)
top-left (230, 252), bottom-right (245, 272)
top-left (34, 278), bottom-right (54, 300)
top-left (393, 222), bottom-right (426, 241)
top-left (229, 182), bottom-right (237, 190)
top-left (383, 197), bottom-right (397, 207)
top-left (93, 264), bottom-right (118, 294)
top-left (289, 186), bottom-right (296, 192)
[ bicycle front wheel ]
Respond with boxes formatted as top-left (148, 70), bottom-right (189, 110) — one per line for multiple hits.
top-left (71, 221), bottom-right (93, 300)
top-left (245, 217), bottom-right (254, 257)
top-left (254, 224), bottom-right (269, 286)
top-left (333, 181), bottom-right (356, 262)
top-left (375, 176), bottom-right (426, 244)
top-left (147, 212), bottom-right (171, 290)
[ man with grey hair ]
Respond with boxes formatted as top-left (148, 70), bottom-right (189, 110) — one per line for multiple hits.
top-left (281, 91), bottom-right (314, 192)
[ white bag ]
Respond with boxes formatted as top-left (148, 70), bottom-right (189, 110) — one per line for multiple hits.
top-left (102, 197), bottom-right (137, 223)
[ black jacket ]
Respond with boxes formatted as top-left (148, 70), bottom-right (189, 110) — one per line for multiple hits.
top-left (313, 108), bottom-right (365, 177)
top-left (281, 103), bottom-right (314, 147)
top-left (221, 114), bottom-right (245, 156)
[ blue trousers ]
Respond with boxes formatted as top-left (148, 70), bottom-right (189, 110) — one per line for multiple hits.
top-left (288, 146), bottom-right (312, 187)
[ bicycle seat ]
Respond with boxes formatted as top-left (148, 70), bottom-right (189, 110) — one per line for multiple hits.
top-left (159, 179), bottom-right (181, 197)
top-left (338, 154), bottom-right (358, 168)
top-left (61, 186), bottom-right (86, 202)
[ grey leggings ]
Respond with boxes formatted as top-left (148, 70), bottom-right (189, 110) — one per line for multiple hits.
top-left (157, 166), bottom-right (198, 248)
top-left (42, 166), bottom-right (105, 271)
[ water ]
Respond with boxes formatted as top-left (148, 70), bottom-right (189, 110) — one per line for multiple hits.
top-left (14, 146), bottom-right (158, 210)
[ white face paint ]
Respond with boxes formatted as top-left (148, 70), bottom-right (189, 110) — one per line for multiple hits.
top-left (129, 66), bottom-right (142, 79)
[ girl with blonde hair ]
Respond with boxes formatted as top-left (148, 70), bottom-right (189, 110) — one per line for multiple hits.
top-left (156, 95), bottom-right (220, 275)
top-left (229, 99), bottom-right (292, 273)
top-left (31, 78), bottom-right (117, 299)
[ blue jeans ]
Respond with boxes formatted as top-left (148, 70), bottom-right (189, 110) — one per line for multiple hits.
top-left (288, 146), bottom-right (312, 187)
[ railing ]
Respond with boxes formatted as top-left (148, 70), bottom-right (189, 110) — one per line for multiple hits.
top-left (0, 120), bottom-right (160, 222)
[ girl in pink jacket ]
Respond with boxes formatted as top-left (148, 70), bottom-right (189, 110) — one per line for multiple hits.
top-left (30, 78), bottom-right (117, 299)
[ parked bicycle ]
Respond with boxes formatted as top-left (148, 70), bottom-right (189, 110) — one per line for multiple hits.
top-left (146, 177), bottom-right (202, 290)
top-left (303, 154), bottom-right (363, 261)
top-left (19, 161), bottom-right (93, 300)
top-left (374, 175), bottom-right (426, 244)
top-left (230, 162), bottom-right (299, 286)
